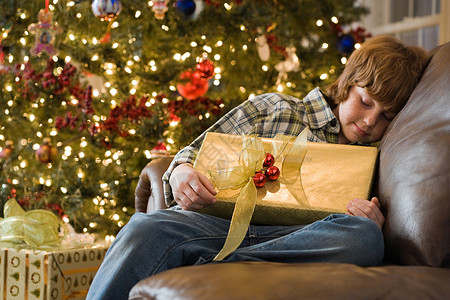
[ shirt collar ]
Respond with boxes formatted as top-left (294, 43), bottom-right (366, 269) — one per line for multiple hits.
top-left (303, 87), bottom-right (339, 132)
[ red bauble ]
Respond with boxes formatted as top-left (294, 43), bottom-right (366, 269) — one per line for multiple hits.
top-left (35, 138), bottom-right (58, 164)
top-left (196, 59), bottom-right (215, 79)
top-left (266, 166), bottom-right (280, 181)
top-left (263, 153), bottom-right (275, 168)
top-left (253, 172), bottom-right (266, 187)
top-left (177, 70), bottom-right (209, 99)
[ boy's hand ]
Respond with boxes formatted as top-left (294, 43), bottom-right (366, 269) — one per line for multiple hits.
top-left (346, 197), bottom-right (385, 230)
top-left (169, 163), bottom-right (217, 211)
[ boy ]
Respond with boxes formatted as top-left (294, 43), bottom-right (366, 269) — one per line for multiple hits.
top-left (87, 36), bottom-right (429, 300)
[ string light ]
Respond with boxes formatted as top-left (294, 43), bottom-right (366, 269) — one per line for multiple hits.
top-left (320, 73), bottom-right (328, 80)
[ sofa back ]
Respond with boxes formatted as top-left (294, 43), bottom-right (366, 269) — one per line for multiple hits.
top-left (377, 42), bottom-right (450, 267)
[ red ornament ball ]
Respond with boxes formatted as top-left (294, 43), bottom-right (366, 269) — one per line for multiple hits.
top-left (196, 59), bottom-right (215, 79)
top-left (263, 153), bottom-right (275, 168)
top-left (253, 172), bottom-right (266, 188)
top-left (177, 70), bottom-right (209, 99)
top-left (35, 138), bottom-right (58, 164)
top-left (266, 166), bottom-right (280, 181)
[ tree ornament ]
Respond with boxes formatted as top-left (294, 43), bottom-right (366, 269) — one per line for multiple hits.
top-left (196, 58), bottom-right (215, 78)
top-left (265, 166), bottom-right (280, 181)
top-left (275, 46), bottom-right (300, 85)
top-left (174, 0), bottom-right (196, 16)
top-left (256, 27), bottom-right (271, 61)
top-left (352, 26), bottom-right (372, 43)
top-left (177, 69), bottom-right (209, 100)
top-left (177, 71), bottom-right (209, 99)
top-left (253, 172), bottom-right (266, 188)
top-left (0, 140), bottom-right (14, 160)
top-left (177, 57), bottom-right (215, 99)
top-left (151, 140), bottom-right (170, 158)
top-left (174, 0), bottom-right (204, 19)
top-left (263, 153), bottom-right (275, 168)
top-left (152, 0), bottom-right (169, 20)
top-left (337, 34), bottom-right (356, 55)
top-left (28, 9), bottom-right (62, 56)
top-left (35, 138), bottom-right (58, 164)
top-left (92, 0), bottom-right (122, 21)
top-left (331, 23), bottom-right (372, 55)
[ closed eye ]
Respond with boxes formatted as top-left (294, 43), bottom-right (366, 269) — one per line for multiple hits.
top-left (360, 98), bottom-right (371, 107)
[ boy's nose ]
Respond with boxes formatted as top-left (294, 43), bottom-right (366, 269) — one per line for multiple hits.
top-left (364, 113), bottom-right (377, 128)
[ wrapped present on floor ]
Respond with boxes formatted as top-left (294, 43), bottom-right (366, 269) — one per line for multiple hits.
top-left (0, 199), bottom-right (109, 299)
top-left (193, 131), bottom-right (378, 261)
top-left (0, 245), bottom-right (108, 300)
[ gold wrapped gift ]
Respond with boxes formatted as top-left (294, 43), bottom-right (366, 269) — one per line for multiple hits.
top-left (193, 132), bottom-right (378, 261)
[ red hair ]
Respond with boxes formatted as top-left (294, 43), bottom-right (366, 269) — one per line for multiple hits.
top-left (327, 35), bottom-right (430, 113)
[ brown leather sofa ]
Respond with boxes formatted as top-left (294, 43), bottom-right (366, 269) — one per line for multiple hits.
top-left (129, 42), bottom-right (450, 299)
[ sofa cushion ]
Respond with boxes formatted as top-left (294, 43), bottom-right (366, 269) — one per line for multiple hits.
top-left (129, 262), bottom-right (450, 300)
top-left (377, 42), bottom-right (450, 267)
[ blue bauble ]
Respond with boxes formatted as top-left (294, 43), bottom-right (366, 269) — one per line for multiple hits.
top-left (338, 34), bottom-right (356, 54)
top-left (174, 0), bottom-right (196, 17)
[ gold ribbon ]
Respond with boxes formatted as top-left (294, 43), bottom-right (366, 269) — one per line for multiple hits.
top-left (209, 129), bottom-right (308, 261)
top-left (0, 199), bottom-right (67, 248)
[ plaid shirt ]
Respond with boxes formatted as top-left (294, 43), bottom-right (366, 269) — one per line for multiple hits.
top-left (162, 87), bottom-right (340, 206)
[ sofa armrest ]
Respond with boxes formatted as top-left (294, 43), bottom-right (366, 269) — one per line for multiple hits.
top-left (129, 262), bottom-right (450, 300)
top-left (134, 156), bottom-right (174, 213)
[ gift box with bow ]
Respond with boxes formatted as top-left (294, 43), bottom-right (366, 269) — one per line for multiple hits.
top-left (0, 199), bottom-right (109, 299)
top-left (193, 131), bottom-right (378, 260)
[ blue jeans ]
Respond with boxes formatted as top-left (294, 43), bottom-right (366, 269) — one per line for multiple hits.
top-left (86, 210), bottom-right (384, 300)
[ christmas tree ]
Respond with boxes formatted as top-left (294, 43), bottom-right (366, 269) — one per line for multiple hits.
top-left (0, 0), bottom-right (370, 238)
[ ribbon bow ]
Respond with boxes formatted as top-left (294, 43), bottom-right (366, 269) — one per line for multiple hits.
top-left (209, 129), bottom-right (308, 261)
top-left (0, 199), bottom-right (67, 248)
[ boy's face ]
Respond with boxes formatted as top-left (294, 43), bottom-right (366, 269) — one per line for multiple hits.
top-left (334, 86), bottom-right (396, 144)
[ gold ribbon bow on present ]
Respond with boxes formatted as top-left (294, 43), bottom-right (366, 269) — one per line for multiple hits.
top-left (209, 129), bottom-right (308, 261)
top-left (0, 199), bottom-right (67, 248)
